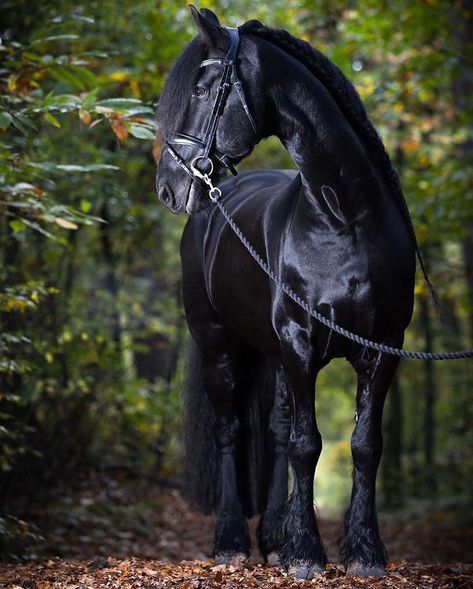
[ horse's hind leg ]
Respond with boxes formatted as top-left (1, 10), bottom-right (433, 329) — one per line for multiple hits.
top-left (200, 336), bottom-right (250, 562)
top-left (342, 350), bottom-right (400, 577)
top-left (257, 366), bottom-right (290, 563)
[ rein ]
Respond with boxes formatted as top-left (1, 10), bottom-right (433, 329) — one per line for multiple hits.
top-left (167, 27), bottom-right (473, 361)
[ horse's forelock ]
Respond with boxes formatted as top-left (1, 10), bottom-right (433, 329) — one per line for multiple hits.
top-left (156, 37), bottom-right (207, 139)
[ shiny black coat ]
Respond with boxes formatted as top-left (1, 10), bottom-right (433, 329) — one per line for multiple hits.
top-left (156, 7), bottom-right (416, 579)
top-left (182, 169), bottom-right (414, 362)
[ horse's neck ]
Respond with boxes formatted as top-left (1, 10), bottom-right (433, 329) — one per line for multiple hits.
top-left (272, 61), bottom-right (387, 227)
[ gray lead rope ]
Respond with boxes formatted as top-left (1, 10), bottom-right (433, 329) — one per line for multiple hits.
top-left (213, 197), bottom-right (473, 360)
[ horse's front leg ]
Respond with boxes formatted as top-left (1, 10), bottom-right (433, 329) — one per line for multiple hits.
top-left (257, 365), bottom-right (290, 563)
top-left (202, 348), bottom-right (250, 563)
top-left (278, 347), bottom-right (327, 579)
top-left (343, 351), bottom-right (400, 577)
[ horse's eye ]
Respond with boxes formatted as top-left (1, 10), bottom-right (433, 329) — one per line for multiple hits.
top-left (192, 86), bottom-right (208, 99)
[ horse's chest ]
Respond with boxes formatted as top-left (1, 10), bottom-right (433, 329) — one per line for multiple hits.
top-left (205, 228), bottom-right (281, 355)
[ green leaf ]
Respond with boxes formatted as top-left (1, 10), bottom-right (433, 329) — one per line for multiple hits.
top-left (69, 66), bottom-right (97, 90)
top-left (81, 88), bottom-right (100, 109)
top-left (43, 112), bottom-right (61, 128)
top-left (0, 112), bottom-right (13, 130)
top-left (30, 34), bottom-right (80, 46)
top-left (21, 219), bottom-right (56, 239)
top-left (40, 93), bottom-right (81, 111)
top-left (121, 107), bottom-right (155, 117)
top-left (26, 162), bottom-right (120, 173)
top-left (3, 182), bottom-right (43, 196)
top-left (80, 199), bottom-right (91, 213)
top-left (95, 98), bottom-right (144, 109)
top-left (9, 219), bottom-right (26, 233)
top-left (51, 66), bottom-right (97, 91)
top-left (128, 124), bottom-right (155, 140)
top-left (51, 15), bottom-right (95, 25)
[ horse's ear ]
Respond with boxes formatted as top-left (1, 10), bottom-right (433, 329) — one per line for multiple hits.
top-left (200, 8), bottom-right (220, 26)
top-left (189, 5), bottom-right (227, 49)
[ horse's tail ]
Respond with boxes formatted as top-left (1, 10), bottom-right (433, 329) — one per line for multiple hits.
top-left (183, 337), bottom-right (277, 517)
top-left (182, 337), bottom-right (218, 514)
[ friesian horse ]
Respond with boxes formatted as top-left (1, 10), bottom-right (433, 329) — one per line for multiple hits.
top-left (155, 6), bottom-right (418, 579)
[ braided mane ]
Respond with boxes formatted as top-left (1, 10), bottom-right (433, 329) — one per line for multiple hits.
top-left (240, 20), bottom-right (437, 303)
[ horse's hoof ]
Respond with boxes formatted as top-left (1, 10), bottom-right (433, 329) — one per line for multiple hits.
top-left (215, 552), bottom-right (248, 566)
top-left (266, 552), bottom-right (280, 566)
top-left (287, 563), bottom-right (325, 580)
top-left (346, 563), bottom-right (385, 577)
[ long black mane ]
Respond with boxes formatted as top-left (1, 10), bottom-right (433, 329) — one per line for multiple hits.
top-left (239, 20), bottom-right (436, 301)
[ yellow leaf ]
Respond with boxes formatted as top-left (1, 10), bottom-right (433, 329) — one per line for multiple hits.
top-left (79, 110), bottom-right (92, 125)
top-left (55, 217), bottom-right (78, 230)
top-left (419, 155), bottom-right (430, 168)
top-left (130, 79), bottom-right (141, 98)
top-left (401, 138), bottom-right (420, 153)
top-left (7, 300), bottom-right (27, 312)
top-left (108, 71), bottom-right (129, 82)
top-left (7, 73), bottom-right (20, 92)
top-left (111, 118), bottom-right (128, 141)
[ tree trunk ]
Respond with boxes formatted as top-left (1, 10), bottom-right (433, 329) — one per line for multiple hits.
top-left (99, 201), bottom-right (122, 347)
top-left (463, 226), bottom-right (473, 346)
top-left (453, 2), bottom-right (473, 345)
top-left (419, 285), bottom-right (437, 496)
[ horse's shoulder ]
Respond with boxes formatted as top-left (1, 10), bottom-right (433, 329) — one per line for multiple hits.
top-left (220, 169), bottom-right (299, 205)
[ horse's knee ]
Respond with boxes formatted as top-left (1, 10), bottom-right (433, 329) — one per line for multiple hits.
top-left (201, 352), bottom-right (240, 449)
top-left (288, 430), bottom-right (322, 472)
top-left (351, 426), bottom-right (383, 470)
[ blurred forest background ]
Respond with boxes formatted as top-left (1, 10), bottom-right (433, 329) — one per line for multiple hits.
top-left (0, 0), bottom-right (472, 563)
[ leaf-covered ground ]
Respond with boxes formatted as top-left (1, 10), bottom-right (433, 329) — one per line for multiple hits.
top-left (1, 476), bottom-right (472, 588)
top-left (1, 558), bottom-right (472, 589)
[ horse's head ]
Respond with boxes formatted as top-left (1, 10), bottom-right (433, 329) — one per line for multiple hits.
top-left (156, 6), bottom-right (264, 214)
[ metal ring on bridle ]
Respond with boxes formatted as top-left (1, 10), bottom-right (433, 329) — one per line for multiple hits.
top-left (191, 156), bottom-right (214, 180)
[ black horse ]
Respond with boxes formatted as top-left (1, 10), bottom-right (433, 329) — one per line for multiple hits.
top-left (155, 6), bottom-right (418, 579)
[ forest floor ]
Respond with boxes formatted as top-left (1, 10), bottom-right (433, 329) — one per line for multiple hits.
top-left (0, 474), bottom-right (472, 588)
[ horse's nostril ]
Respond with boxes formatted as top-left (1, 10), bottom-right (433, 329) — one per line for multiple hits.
top-left (157, 184), bottom-right (171, 204)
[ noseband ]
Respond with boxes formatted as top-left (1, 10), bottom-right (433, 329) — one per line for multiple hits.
top-left (165, 27), bottom-right (256, 201)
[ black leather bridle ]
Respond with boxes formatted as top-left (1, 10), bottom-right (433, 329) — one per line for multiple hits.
top-left (165, 27), bottom-right (256, 201)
